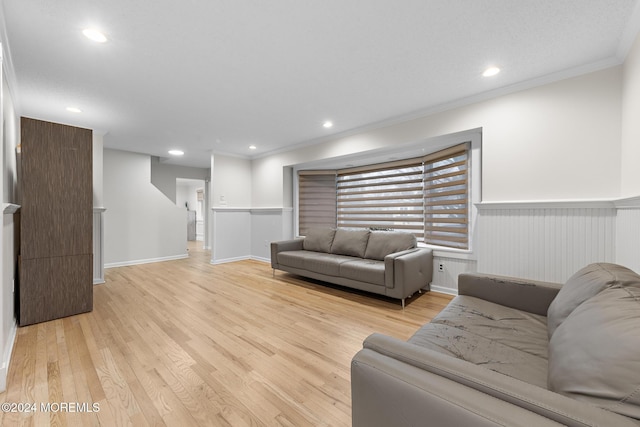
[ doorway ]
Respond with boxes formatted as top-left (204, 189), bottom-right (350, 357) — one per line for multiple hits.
top-left (176, 178), bottom-right (207, 250)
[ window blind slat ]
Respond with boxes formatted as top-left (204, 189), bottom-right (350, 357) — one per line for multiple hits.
top-left (425, 159), bottom-right (467, 176)
top-left (339, 179), bottom-right (423, 190)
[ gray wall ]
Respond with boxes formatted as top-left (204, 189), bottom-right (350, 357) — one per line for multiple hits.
top-left (104, 149), bottom-right (189, 266)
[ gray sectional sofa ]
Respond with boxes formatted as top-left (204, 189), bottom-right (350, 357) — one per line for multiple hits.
top-left (270, 228), bottom-right (433, 307)
top-left (351, 262), bottom-right (640, 426)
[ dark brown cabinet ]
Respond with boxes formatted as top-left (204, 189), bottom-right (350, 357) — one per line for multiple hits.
top-left (18, 117), bottom-right (93, 326)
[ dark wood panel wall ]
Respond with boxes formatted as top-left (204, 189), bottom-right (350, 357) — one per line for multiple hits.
top-left (19, 117), bottom-right (93, 326)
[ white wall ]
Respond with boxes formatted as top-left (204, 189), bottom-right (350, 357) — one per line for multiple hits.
top-left (209, 154), bottom-right (253, 263)
top-left (211, 154), bottom-right (252, 207)
top-left (616, 31), bottom-right (640, 273)
top-left (251, 66), bottom-right (623, 208)
top-left (92, 133), bottom-right (104, 208)
top-left (103, 149), bottom-right (188, 266)
top-left (621, 32), bottom-right (640, 197)
top-left (0, 54), bottom-right (19, 392)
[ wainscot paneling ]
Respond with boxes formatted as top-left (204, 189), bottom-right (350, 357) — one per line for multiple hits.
top-left (430, 252), bottom-right (477, 295)
top-left (250, 208), bottom-right (287, 263)
top-left (615, 197), bottom-right (640, 274)
top-left (212, 207), bottom-right (291, 264)
top-left (1, 204), bottom-right (20, 392)
top-left (211, 208), bottom-right (252, 264)
top-left (93, 208), bottom-right (106, 284)
top-left (476, 201), bottom-right (617, 283)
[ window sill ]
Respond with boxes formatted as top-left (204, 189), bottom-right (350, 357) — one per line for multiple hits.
top-left (418, 243), bottom-right (476, 261)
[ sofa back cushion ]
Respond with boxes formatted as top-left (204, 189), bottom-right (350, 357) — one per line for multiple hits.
top-left (302, 228), bottom-right (336, 253)
top-left (547, 263), bottom-right (637, 337)
top-left (363, 230), bottom-right (416, 261)
top-left (330, 228), bottom-right (370, 258)
top-left (548, 280), bottom-right (640, 419)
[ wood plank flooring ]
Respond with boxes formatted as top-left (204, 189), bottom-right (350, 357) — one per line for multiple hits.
top-left (0, 242), bottom-right (452, 426)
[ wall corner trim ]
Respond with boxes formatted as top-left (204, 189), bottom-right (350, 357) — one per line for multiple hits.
top-left (614, 195), bottom-right (640, 209)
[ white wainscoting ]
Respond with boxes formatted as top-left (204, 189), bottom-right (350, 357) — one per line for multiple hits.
top-left (210, 200), bottom-right (640, 290)
top-left (93, 208), bottom-right (106, 284)
top-left (211, 207), bottom-right (291, 264)
top-left (211, 208), bottom-right (252, 264)
top-left (1, 204), bottom-right (19, 392)
top-left (431, 251), bottom-right (477, 295)
top-left (250, 208), bottom-right (292, 263)
top-left (476, 201), bottom-right (617, 283)
top-left (615, 197), bottom-right (640, 273)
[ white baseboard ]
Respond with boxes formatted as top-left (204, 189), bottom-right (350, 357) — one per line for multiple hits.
top-left (211, 256), bottom-right (271, 265)
top-left (210, 255), bottom-right (251, 265)
top-left (429, 284), bottom-right (458, 296)
top-left (0, 320), bottom-right (17, 392)
top-left (104, 253), bottom-right (189, 269)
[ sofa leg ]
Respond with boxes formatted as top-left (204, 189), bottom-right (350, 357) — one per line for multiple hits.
top-left (401, 298), bottom-right (405, 309)
top-left (272, 269), bottom-right (275, 278)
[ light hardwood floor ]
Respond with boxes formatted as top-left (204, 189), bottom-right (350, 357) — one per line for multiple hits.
top-left (0, 242), bottom-right (452, 426)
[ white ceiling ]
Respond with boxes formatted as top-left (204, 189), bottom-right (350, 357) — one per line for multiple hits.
top-left (2, 0), bottom-right (640, 168)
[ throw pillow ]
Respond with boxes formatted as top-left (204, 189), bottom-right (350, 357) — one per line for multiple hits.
top-left (302, 228), bottom-right (336, 253)
top-left (330, 228), bottom-right (370, 258)
top-left (547, 263), bottom-right (638, 337)
top-left (548, 284), bottom-right (640, 419)
top-left (363, 231), bottom-right (416, 261)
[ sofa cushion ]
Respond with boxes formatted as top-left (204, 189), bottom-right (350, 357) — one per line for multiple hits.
top-left (547, 263), bottom-right (638, 337)
top-left (409, 295), bottom-right (549, 388)
top-left (277, 250), bottom-right (308, 270)
top-left (304, 252), bottom-right (358, 276)
top-left (548, 283), bottom-right (640, 419)
top-left (302, 227), bottom-right (336, 253)
top-left (363, 230), bottom-right (416, 261)
top-left (340, 259), bottom-right (386, 286)
top-left (330, 228), bottom-right (370, 258)
top-left (277, 250), bottom-right (356, 276)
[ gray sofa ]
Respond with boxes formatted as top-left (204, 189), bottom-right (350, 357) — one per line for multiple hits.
top-left (351, 262), bottom-right (640, 426)
top-left (270, 228), bottom-right (433, 307)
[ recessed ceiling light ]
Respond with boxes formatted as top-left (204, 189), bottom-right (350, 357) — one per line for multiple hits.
top-left (323, 121), bottom-right (333, 128)
top-left (66, 107), bottom-right (82, 113)
top-left (249, 145), bottom-right (257, 150)
top-left (82, 28), bottom-right (108, 43)
top-left (168, 149), bottom-right (184, 156)
top-left (483, 66), bottom-right (501, 77)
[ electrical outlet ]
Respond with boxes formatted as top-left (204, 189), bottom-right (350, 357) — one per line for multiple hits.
top-left (438, 263), bottom-right (444, 272)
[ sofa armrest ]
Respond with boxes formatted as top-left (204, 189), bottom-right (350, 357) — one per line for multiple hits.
top-left (270, 238), bottom-right (304, 269)
top-left (458, 273), bottom-right (562, 316)
top-left (384, 248), bottom-right (433, 293)
top-left (352, 333), bottom-right (638, 427)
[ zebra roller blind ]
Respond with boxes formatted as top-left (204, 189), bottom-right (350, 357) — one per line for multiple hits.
top-left (298, 170), bottom-right (337, 236)
top-left (424, 143), bottom-right (469, 249)
top-left (297, 142), bottom-right (470, 249)
top-left (336, 158), bottom-right (424, 236)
